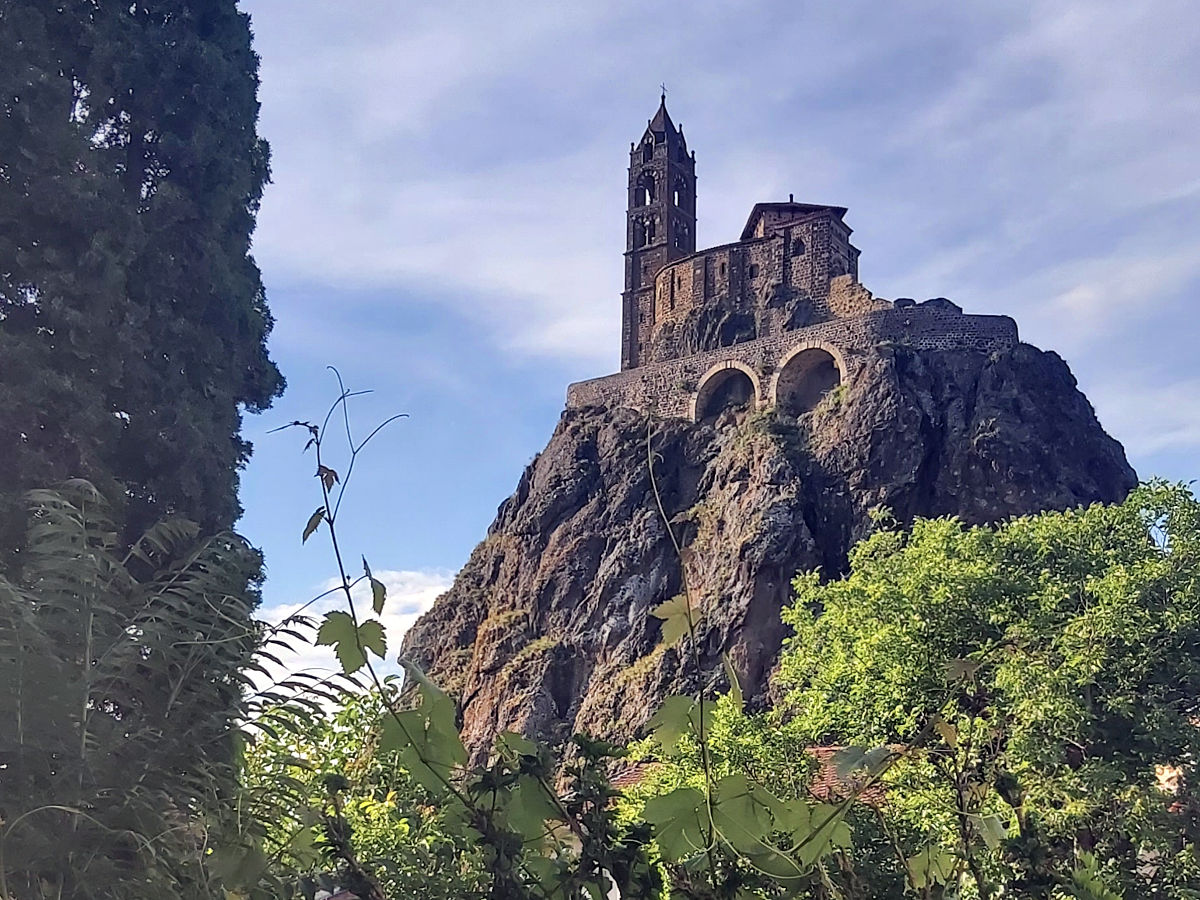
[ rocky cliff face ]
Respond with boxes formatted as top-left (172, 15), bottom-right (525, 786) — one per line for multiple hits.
top-left (401, 343), bottom-right (1135, 758)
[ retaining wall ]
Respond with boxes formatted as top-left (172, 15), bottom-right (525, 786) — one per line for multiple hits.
top-left (566, 307), bottom-right (1018, 420)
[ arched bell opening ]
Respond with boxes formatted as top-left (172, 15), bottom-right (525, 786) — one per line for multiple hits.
top-left (774, 347), bottom-right (842, 416)
top-left (694, 364), bottom-right (759, 423)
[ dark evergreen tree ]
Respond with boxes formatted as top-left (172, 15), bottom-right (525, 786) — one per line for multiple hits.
top-left (0, 0), bottom-right (284, 555)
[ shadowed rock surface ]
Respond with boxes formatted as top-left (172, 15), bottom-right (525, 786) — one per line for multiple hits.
top-left (401, 342), bottom-right (1135, 759)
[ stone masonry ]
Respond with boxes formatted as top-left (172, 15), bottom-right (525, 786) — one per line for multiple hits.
top-left (570, 98), bottom-right (1019, 421)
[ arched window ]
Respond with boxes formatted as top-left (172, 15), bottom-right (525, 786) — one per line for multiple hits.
top-left (672, 176), bottom-right (687, 208)
top-left (673, 220), bottom-right (689, 251)
top-left (748, 263), bottom-right (760, 279)
top-left (635, 171), bottom-right (656, 206)
top-left (792, 238), bottom-right (805, 256)
top-left (642, 140), bottom-right (654, 163)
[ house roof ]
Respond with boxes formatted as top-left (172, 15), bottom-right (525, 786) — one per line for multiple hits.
top-left (740, 202), bottom-right (849, 240)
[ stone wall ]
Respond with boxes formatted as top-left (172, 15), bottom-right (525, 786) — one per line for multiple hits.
top-left (567, 305), bottom-right (1019, 420)
top-left (634, 210), bottom-right (866, 364)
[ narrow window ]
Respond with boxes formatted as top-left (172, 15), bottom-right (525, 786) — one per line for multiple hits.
top-left (793, 238), bottom-right (805, 255)
top-left (749, 263), bottom-right (760, 278)
top-left (637, 171), bottom-right (656, 205)
top-left (720, 262), bottom-right (727, 277)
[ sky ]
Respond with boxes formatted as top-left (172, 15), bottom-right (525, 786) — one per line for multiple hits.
top-left (235, 0), bottom-right (1200, 679)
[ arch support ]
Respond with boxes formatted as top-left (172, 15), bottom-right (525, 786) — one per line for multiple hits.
top-left (692, 360), bottom-right (762, 423)
top-left (770, 342), bottom-right (846, 415)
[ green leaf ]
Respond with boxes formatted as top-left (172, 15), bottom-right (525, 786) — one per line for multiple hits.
top-left (498, 731), bottom-right (540, 757)
top-left (315, 611), bottom-right (365, 673)
top-left (935, 718), bottom-right (958, 750)
top-left (795, 803), bottom-right (851, 867)
top-left (642, 786), bottom-right (708, 862)
top-left (651, 593), bottom-right (702, 646)
top-left (831, 746), bottom-right (867, 782)
top-left (861, 745), bottom-right (894, 775)
top-left (945, 658), bottom-right (981, 684)
top-left (398, 661), bottom-right (468, 774)
top-left (746, 847), bottom-right (809, 880)
top-left (301, 506), bottom-right (325, 543)
top-left (647, 695), bottom-right (695, 755)
top-left (767, 792), bottom-right (812, 841)
top-left (908, 846), bottom-right (957, 890)
top-left (504, 775), bottom-right (561, 843)
top-left (978, 814), bottom-right (1007, 851)
top-left (363, 556), bottom-right (387, 613)
top-left (832, 744), bottom-right (891, 782)
top-left (712, 774), bottom-right (771, 854)
top-left (378, 709), bottom-right (424, 754)
top-left (357, 619), bottom-right (386, 659)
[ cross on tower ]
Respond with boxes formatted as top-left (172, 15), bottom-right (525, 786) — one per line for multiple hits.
top-left (660, 83), bottom-right (667, 101)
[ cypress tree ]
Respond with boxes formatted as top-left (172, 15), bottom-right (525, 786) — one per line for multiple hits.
top-left (0, 0), bottom-right (284, 554)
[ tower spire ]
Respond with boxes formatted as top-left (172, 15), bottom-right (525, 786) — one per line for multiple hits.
top-left (621, 97), bottom-right (697, 371)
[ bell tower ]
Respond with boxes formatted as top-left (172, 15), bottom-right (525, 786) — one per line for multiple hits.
top-left (621, 94), bottom-right (697, 370)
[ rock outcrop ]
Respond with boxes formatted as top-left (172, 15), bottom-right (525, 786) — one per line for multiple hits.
top-left (401, 342), bottom-right (1135, 758)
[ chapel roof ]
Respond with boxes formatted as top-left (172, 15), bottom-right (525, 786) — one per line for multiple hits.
top-left (740, 202), bottom-right (849, 240)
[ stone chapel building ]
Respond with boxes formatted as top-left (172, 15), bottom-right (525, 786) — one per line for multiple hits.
top-left (568, 98), bottom-right (1017, 420)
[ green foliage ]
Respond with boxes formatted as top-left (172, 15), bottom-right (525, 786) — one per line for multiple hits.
top-left (246, 400), bottom-right (1200, 899)
top-left (0, 481), bottom-right (262, 900)
top-left (0, 0), bottom-right (283, 554)
top-left (774, 482), bottom-right (1200, 896)
top-left (238, 689), bottom-right (489, 900)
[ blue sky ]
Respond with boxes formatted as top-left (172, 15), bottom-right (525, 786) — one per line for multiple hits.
top-left (235, 0), bottom-right (1200, 674)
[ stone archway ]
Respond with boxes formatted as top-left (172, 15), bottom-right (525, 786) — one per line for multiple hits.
top-left (772, 343), bottom-right (844, 416)
top-left (693, 361), bottom-right (761, 423)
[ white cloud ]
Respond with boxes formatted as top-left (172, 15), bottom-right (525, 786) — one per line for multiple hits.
top-left (252, 568), bottom-right (454, 693)
top-left (1092, 376), bottom-right (1200, 457)
top-left (1006, 249), bottom-right (1200, 356)
top-left (243, 0), bottom-right (1200, 457)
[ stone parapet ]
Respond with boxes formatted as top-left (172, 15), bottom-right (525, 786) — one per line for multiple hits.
top-left (567, 307), bottom-right (1019, 420)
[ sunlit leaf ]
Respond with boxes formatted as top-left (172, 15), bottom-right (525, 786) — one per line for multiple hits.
top-left (935, 718), bottom-right (958, 750)
top-left (978, 814), bottom-right (1007, 851)
top-left (651, 593), bottom-right (702, 646)
top-left (908, 846), bottom-right (957, 889)
top-left (647, 695), bottom-right (695, 755)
